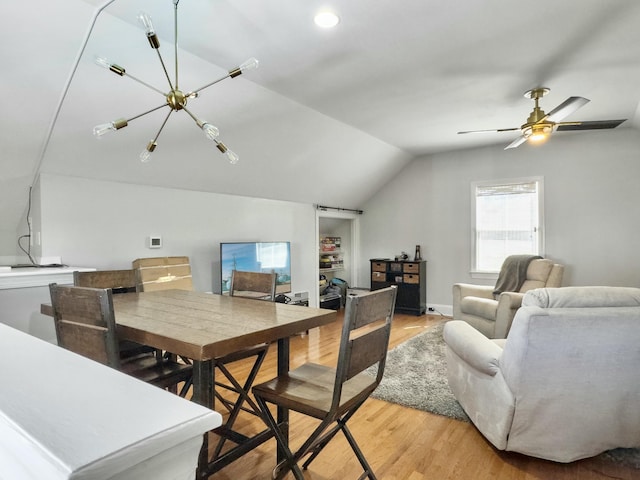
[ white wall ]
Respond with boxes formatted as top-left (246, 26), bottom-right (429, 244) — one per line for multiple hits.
top-left (360, 128), bottom-right (640, 309)
top-left (37, 173), bottom-right (318, 300)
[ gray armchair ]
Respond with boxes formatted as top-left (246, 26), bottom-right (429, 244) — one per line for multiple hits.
top-left (452, 258), bottom-right (564, 338)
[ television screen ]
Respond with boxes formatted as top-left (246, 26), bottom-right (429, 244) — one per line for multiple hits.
top-left (220, 242), bottom-right (291, 294)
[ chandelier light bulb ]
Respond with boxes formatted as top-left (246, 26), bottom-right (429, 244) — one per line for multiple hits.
top-left (138, 11), bottom-right (160, 49)
top-left (201, 122), bottom-right (220, 141)
top-left (94, 56), bottom-right (111, 70)
top-left (139, 149), bottom-right (153, 163)
top-left (140, 141), bottom-right (157, 163)
top-left (93, 118), bottom-right (128, 137)
top-left (94, 56), bottom-right (125, 76)
top-left (137, 11), bottom-right (155, 35)
top-left (93, 122), bottom-right (116, 137)
top-left (225, 149), bottom-right (239, 164)
top-left (240, 57), bottom-right (259, 73)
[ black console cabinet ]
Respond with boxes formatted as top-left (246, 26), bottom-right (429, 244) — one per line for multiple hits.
top-left (370, 259), bottom-right (426, 315)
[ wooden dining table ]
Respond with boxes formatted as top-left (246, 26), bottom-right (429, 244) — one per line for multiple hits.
top-left (41, 288), bottom-right (337, 479)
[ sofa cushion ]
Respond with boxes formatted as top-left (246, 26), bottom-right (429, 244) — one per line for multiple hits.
top-left (519, 259), bottom-right (553, 292)
top-left (460, 296), bottom-right (498, 319)
top-left (523, 286), bottom-right (640, 308)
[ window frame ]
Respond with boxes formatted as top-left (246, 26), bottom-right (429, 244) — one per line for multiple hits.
top-left (470, 176), bottom-right (545, 278)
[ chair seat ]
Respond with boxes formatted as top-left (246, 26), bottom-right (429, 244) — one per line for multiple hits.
top-left (118, 339), bottom-right (158, 359)
top-left (121, 354), bottom-right (193, 389)
top-left (253, 363), bottom-right (377, 420)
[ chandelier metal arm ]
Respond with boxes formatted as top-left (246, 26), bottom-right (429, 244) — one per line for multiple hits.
top-left (180, 105), bottom-right (201, 125)
top-left (189, 73), bottom-right (232, 97)
top-left (155, 49), bottom-right (175, 92)
top-left (123, 72), bottom-right (167, 96)
top-left (127, 103), bottom-right (170, 123)
top-left (149, 109), bottom-right (174, 146)
top-left (95, 57), bottom-right (166, 96)
top-left (187, 57), bottom-right (258, 96)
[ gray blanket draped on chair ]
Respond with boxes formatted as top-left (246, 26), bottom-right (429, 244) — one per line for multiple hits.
top-left (493, 255), bottom-right (542, 296)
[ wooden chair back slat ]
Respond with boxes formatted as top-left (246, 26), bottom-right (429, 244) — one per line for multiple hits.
top-left (349, 288), bottom-right (397, 330)
top-left (73, 269), bottom-right (137, 293)
top-left (230, 270), bottom-right (277, 301)
top-left (132, 257), bottom-right (193, 292)
top-left (345, 324), bottom-right (392, 381)
top-left (49, 284), bottom-right (121, 369)
top-left (335, 286), bottom-right (397, 396)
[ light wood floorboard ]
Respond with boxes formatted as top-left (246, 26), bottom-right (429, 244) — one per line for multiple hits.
top-left (194, 310), bottom-right (637, 480)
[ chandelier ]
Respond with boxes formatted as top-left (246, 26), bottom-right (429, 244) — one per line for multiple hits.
top-left (92, 0), bottom-right (258, 164)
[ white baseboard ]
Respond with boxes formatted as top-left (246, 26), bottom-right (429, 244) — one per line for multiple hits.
top-left (427, 303), bottom-right (453, 317)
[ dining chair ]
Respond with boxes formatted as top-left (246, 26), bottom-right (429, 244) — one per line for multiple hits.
top-left (132, 256), bottom-right (193, 292)
top-left (212, 270), bottom-right (277, 459)
top-left (48, 283), bottom-right (193, 397)
top-left (73, 269), bottom-right (155, 359)
top-left (73, 269), bottom-right (138, 293)
top-left (252, 286), bottom-right (397, 480)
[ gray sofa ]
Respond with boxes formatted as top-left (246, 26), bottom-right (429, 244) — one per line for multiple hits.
top-left (444, 286), bottom-right (640, 462)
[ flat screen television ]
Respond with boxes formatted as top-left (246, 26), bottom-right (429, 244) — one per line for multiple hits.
top-left (220, 241), bottom-right (291, 294)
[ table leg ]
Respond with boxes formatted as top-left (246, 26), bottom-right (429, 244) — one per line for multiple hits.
top-left (193, 360), bottom-right (214, 480)
top-left (277, 336), bottom-right (290, 463)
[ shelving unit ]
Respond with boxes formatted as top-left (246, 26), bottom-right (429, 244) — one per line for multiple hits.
top-left (319, 236), bottom-right (344, 273)
top-left (319, 236), bottom-right (344, 310)
top-left (370, 259), bottom-right (427, 315)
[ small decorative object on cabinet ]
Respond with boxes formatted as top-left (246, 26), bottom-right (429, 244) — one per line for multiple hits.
top-left (370, 259), bottom-right (426, 315)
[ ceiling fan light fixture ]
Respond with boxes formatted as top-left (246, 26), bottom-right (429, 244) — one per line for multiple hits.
top-left (524, 124), bottom-right (552, 144)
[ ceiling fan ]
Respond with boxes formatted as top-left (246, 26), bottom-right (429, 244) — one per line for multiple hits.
top-left (458, 88), bottom-right (626, 150)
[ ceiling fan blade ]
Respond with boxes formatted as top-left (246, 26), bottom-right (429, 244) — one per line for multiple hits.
top-left (458, 127), bottom-right (520, 135)
top-left (556, 119), bottom-right (626, 131)
top-left (543, 96), bottom-right (590, 123)
top-left (504, 136), bottom-right (527, 150)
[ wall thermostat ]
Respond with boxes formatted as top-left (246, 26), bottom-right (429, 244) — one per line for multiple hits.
top-left (149, 236), bottom-right (162, 249)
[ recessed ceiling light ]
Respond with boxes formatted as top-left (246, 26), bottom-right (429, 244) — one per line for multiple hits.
top-left (314, 11), bottom-right (340, 28)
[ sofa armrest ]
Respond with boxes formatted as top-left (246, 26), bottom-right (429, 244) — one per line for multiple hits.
top-left (493, 292), bottom-right (524, 338)
top-left (443, 321), bottom-right (502, 376)
top-left (453, 283), bottom-right (495, 319)
top-left (453, 283), bottom-right (495, 300)
top-left (497, 291), bottom-right (525, 308)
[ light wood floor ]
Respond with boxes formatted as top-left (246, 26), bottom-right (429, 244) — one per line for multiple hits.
top-left (199, 310), bottom-right (637, 480)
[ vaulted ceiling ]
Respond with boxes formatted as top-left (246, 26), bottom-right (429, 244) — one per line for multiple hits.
top-left (3, 0), bottom-right (640, 239)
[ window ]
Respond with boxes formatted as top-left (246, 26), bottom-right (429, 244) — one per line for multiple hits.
top-left (471, 177), bottom-right (543, 273)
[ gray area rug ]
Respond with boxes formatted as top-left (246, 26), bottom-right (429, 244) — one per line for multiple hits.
top-left (366, 321), bottom-right (640, 469)
top-left (366, 321), bottom-right (469, 422)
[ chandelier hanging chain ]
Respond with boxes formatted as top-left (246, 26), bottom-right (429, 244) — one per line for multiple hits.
top-left (174, 0), bottom-right (180, 90)
top-left (92, 0), bottom-right (258, 164)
